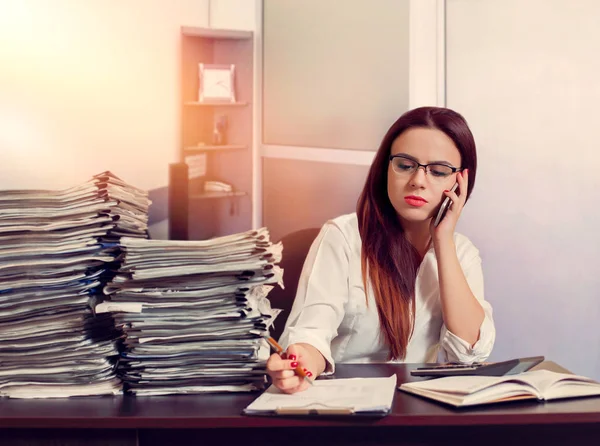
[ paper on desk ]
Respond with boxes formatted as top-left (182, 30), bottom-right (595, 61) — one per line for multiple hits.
top-left (244, 375), bottom-right (397, 415)
top-left (0, 378), bottom-right (123, 398)
top-left (0, 226), bottom-right (114, 244)
top-left (104, 265), bottom-right (283, 294)
top-left (132, 383), bottom-right (258, 395)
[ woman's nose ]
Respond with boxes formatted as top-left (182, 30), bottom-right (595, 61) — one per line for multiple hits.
top-left (410, 166), bottom-right (428, 184)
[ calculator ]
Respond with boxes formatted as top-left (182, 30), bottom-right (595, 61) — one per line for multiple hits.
top-left (410, 356), bottom-right (545, 377)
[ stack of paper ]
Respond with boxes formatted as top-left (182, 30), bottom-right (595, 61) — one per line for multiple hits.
top-left (96, 229), bottom-right (283, 396)
top-left (0, 172), bottom-right (150, 398)
top-left (90, 171), bottom-right (151, 292)
top-left (92, 171), bottom-right (150, 242)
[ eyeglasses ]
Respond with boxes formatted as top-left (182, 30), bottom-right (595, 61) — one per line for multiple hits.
top-left (389, 154), bottom-right (462, 182)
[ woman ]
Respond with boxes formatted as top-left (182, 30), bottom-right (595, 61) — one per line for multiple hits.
top-left (267, 106), bottom-right (495, 394)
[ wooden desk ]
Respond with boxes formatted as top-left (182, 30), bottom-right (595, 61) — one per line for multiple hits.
top-left (1, 363), bottom-right (599, 445)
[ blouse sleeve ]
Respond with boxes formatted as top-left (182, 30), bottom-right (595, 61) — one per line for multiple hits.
top-left (278, 222), bottom-right (351, 373)
top-left (439, 245), bottom-right (496, 364)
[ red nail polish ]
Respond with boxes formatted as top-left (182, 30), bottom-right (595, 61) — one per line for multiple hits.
top-left (291, 362), bottom-right (298, 368)
top-left (307, 372), bottom-right (313, 377)
top-left (288, 354), bottom-right (297, 361)
top-left (444, 190), bottom-right (449, 192)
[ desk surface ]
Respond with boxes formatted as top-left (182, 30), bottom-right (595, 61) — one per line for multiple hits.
top-left (1, 363), bottom-right (600, 429)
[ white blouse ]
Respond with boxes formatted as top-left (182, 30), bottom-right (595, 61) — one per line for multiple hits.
top-left (279, 213), bottom-right (495, 373)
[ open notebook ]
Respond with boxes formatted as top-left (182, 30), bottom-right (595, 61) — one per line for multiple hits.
top-left (244, 375), bottom-right (397, 416)
top-left (399, 369), bottom-right (600, 407)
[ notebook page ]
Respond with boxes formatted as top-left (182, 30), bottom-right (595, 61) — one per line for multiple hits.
top-left (244, 375), bottom-right (397, 413)
top-left (401, 374), bottom-right (509, 395)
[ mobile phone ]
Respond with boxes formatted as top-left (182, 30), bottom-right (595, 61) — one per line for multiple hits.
top-left (409, 356), bottom-right (545, 377)
top-left (433, 182), bottom-right (458, 227)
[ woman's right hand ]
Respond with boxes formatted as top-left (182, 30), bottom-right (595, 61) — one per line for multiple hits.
top-left (266, 343), bottom-right (324, 394)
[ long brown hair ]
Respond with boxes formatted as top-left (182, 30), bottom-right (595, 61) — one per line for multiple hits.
top-left (357, 106), bottom-right (478, 360)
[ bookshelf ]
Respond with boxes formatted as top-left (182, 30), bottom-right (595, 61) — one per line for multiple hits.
top-left (178, 26), bottom-right (254, 240)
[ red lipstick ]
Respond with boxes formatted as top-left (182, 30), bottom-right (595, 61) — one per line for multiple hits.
top-left (404, 195), bottom-right (428, 207)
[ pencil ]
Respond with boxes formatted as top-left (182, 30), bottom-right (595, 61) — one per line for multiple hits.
top-left (265, 336), bottom-right (314, 385)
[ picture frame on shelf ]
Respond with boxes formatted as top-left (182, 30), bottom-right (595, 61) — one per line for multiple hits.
top-left (198, 63), bottom-right (236, 103)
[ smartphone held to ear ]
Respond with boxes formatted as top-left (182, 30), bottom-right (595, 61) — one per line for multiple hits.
top-left (433, 183), bottom-right (458, 227)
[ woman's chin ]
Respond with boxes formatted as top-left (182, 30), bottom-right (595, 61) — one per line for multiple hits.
top-left (397, 209), bottom-right (433, 225)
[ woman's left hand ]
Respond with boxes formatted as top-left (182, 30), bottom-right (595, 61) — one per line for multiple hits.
top-left (430, 169), bottom-right (468, 242)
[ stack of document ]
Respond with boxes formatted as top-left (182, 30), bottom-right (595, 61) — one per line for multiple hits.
top-left (92, 171), bottom-right (150, 242)
top-left (0, 172), bottom-right (150, 398)
top-left (90, 171), bottom-right (151, 291)
top-left (96, 229), bottom-right (283, 396)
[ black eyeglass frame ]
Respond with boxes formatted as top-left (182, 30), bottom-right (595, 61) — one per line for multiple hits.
top-left (388, 154), bottom-right (463, 176)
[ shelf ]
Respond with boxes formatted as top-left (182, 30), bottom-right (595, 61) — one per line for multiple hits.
top-left (184, 145), bottom-right (246, 153)
top-left (178, 24), bottom-right (254, 240)
top-left (181, 27), bottom-right (253, 40)
top-left (184, 101), bottom-right (248, 107)
top-left (190, 191), bottom-right (247, 200)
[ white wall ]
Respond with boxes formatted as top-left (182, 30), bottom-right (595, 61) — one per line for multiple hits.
top-left (262, 0), bottom-right (409, 151)
top-left (446, 0), bottom-right (600, 379)
top-left (210, 0), bottom-right (256, 31)
top-left (0, 0), bottom-right (210, 191)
